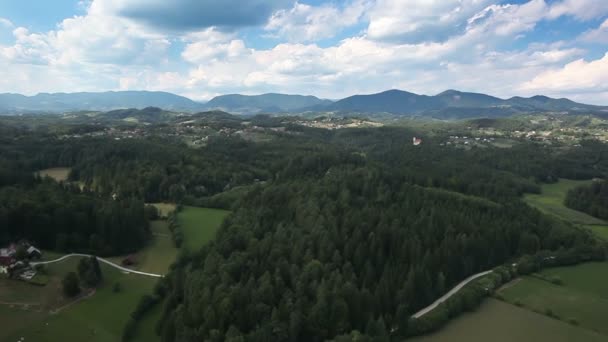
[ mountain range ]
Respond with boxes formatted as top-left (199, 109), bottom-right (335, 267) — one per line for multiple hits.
top-left (1, 89), bottom-right (606, 119)
top-left (317, 89), bottom-right (606, 118)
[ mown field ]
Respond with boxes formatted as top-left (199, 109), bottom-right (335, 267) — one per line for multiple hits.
top-left (411, 299), bottom-right (606, 342)
top-left (107, 220), bottom-right (177, 275)
top-left (148, 203), bottom-right (177, 218)
top-left (498, 262), bottom-right (608, 336)
top-left (524, 179), bottom-right (608, 239)
top-left (36, 167), bottom-right (71, 182)
top-left (178, 206), bottom-right (230, 252)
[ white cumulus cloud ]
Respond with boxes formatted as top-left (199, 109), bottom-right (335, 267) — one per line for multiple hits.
top-left (265, 0), bottom-right (371, 42)
top-left (580, 19), bottom-right (608, 44)
top-left (521, 53), bottom-right (608, 93)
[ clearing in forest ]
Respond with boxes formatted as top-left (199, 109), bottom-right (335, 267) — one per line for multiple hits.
top-left (36, 167), bottom-right (71, 182)
top-left (524, 179), bottom-right (608, 239)
top-left (178, 206), bottom-right (230, 252)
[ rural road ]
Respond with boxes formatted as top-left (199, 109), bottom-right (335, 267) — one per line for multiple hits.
top-left (31, 253), bottom-right (163, 278)
top-left (412, 270), bottom-right (493, 318)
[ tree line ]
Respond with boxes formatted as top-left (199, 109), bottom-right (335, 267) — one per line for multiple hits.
top-left (565, 180), bottom-right (608, 220)
top-left (0, 180), bottom-right (150, 256)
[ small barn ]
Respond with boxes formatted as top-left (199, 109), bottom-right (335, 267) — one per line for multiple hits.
top-left (122, 255), bottom-right (137, 266)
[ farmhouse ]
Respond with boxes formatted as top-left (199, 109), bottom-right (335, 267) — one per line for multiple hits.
top-left (0, 245), bottom-right (16, 266)
top-left (26, 246), bottom-right (42, 259)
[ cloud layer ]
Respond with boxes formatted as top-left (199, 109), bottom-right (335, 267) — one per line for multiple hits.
top-left (0, 0), bottom-right (606, 104)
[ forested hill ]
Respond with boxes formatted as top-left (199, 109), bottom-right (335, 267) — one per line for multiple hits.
top-left (320, 89), bottom-right (606, 116)
top-left (2, 89), bottom-right (605, 118)
top-left (204, 93), bottom-right (333, 114)
top-left (151, 130), bottom-right (608, 341)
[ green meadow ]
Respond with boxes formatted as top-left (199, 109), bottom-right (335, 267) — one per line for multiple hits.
top-left (499, 262), bottom-right (608, 336)
top-left (178, 206), bottom-right (230, 252)
top-left (524, 179), bottom-right (608, 240)
top-left (1, 257), bottom-right (156, 342)
top-left (411, 299), bottom-right (606, 342)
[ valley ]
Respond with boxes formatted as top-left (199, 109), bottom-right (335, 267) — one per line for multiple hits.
top-left (1, 105), bottom-right (608, 342)
top-left (1, 1), bottom-right (607, 341)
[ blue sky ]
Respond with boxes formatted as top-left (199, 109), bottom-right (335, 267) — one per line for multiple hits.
top-left (0, 0), bottom-right (607, 104)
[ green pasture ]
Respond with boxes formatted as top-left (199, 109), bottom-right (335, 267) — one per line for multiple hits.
top-left (411, 298), bottom-right (606, 342)
top-left (499, 262), bottom-right (608, 336)
top-left (178, 206), bottom-right (230, 252)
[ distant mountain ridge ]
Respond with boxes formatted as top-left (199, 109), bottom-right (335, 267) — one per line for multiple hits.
top-left (203, 93), bottom-right (333, 114)
top-left (0, 91), bottom-right (203, 113)
top-left (0, 89), bottom-right (605, 119)
top-left (320, 89), bottom-right (606, 117)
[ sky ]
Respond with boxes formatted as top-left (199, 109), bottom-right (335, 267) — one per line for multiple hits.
top-left (0, 0), bottom-right (607, 104)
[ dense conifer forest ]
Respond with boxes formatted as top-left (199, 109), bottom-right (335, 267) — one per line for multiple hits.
top-left (1, 118), bottom-right (607, 341)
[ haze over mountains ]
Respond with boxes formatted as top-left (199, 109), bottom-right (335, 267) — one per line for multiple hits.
top-left (1, 89), bottom-right (606, 119)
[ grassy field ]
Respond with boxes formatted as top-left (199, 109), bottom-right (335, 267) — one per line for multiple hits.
top-left (36, 167), bottom-right (71, 182)
top-left (524, 179), bottom-right (605, 225)
top-left (107, 221), bottom-right (177, 275)
top-left (179, 206), bottom-right (230, 252)
top-left (132, 303), bottom-right (162, 342)
top-left (2, 257), bottom-right (157, 342)
top-left (411, 299), bottom-right (606, 342)
top-left (0, 306), bottom-right (47, 341)
top-left (524, 179), bottom-right (608, 241)
top-left (499, 262), bottom-right (608, 336)
top-left (133, 221), bottom-right (177, 274)
top-left (583, 224), bottom-right (608, 241)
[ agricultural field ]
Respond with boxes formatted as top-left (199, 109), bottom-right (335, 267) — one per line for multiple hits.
top-left (0, 306), bottom-right (46, 341)
top-left (107, 221), bottom-right (177, 275)
top-left (178, 206), bottom-right (230, 252)
top-left (36, 167), bottom-right (71, 182)
top-left (140, 221), bottom-right (178, 274)
top-left (498, 262), bottom-right (608, 337)
top-left (524, 179), bottom-right (604, 225)
top-left (524, 179), bottom-right (608, 240)
top-left (411, 299), bottom-right (606, 342)
top-left (1, 257), bottom-right (156, 342)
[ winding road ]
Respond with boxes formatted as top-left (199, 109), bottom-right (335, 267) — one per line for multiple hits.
top-left (33, 255), bottom-right (491, 316)
top-left (412, 270), bottom-right (493, 318)
top-left (31, 253), bottom-right (163, 278)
